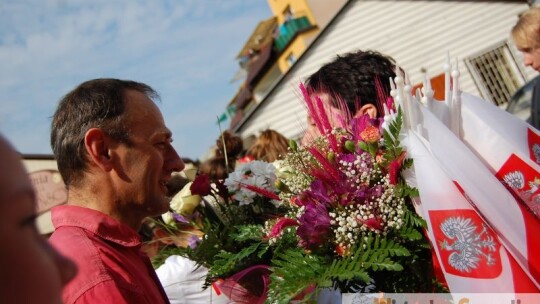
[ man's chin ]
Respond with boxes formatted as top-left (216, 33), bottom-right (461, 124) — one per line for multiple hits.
top-left (147, 198), bottom-right (170, 217)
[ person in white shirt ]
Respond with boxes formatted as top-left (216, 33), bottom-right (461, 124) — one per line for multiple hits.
top-left (156, 255), bottom-right (229, 304)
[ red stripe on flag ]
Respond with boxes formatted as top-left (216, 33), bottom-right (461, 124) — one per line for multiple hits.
top-left (497, 154), bottom-right (540, 286)
top-left (527, 128), bottom-right (540, 166)
top-left (508, 249), bottom-right (540, 292)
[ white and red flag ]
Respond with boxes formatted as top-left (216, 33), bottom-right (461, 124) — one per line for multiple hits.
top-left (460, 92), bottom-right (540, 218)
top-left (403, 104), bottom-right (539, 293)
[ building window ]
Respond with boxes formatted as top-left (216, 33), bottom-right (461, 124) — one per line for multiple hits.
top-left (465, 42), bottom-right (526, 106)
top-left (286, 53), bottom-right (297, 67)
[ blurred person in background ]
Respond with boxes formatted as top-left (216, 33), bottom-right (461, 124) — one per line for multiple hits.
top-left (214, 131), bottom-right (244, 172)
top-left (0, 134), bottom-right (77, 304)
top-left (509, 6), bottom-right (540, 130)
top-left (245, 129), bottom-right (290, 163)
top-left (200, 131), bottom-right (245, 181)
top-left (199, 157), bottom-right (231, 182)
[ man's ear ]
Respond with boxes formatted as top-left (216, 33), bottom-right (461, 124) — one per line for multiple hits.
top-left (84, 128), bottom-right (113, 172)
top-left (354, 104), bottom-right (378, 119)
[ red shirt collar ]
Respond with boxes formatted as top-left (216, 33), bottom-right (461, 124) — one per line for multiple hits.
top-left (51, 205), bottom-right (141, 247)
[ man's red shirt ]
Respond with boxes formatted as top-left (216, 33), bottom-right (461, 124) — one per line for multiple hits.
top-left (49, 205), bottom-right (170, 304)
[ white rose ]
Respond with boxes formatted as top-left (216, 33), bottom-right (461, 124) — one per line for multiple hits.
top-left (170, 182), bottom-right (202, 216)
top-left (161, 211), bottom-right (175, 224)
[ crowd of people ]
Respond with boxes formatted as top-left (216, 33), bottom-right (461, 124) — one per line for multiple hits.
top-left (1, 5), bottom-right (539, 304)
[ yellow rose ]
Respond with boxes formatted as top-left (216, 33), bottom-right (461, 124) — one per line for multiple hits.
top-left (170, 182), bottom-right (202, 216)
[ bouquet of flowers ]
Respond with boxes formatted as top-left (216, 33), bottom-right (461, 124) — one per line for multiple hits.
top-left (156, 159), bottom-right (294, 303)
top-left (155, 84), bottom-right (445, 303)
top-left (257, 85), bottom-right (445, 302)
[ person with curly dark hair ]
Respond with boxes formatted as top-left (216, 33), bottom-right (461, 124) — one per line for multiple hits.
top-left (302, 50), bottom-right (397, 145)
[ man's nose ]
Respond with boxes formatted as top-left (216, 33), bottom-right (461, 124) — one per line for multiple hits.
top-left (167, 147), bottom-right (185, 172)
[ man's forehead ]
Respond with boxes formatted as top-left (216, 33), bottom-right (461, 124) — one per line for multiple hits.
top-left (124, 92), bottom-right (164, 120)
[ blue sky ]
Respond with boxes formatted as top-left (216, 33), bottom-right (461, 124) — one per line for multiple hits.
top-left (0, 0), bottom-right (271, 160)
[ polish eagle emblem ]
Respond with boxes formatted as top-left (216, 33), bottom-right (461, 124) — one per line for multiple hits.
top-left (438, 216), bottom-right (497, 273)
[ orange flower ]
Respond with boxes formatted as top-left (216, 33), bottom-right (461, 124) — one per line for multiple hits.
top-left (335, 243), bottom-right (349, 256)
top-left (360, 125), bottom-right (380, 144)
top-left (375, 152), bottom-right (385, 164)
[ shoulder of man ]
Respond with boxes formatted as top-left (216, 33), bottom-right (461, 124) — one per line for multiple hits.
top-left (70, 279), bottom-right (153, 304)
top-left (49, 225), bottom-right (100, 261)
top-left (49, 226), bottom-right (115, 304)
top-left (50, 226), bottom-right (169, 304)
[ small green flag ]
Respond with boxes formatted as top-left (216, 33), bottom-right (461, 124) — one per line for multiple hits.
top-left (217, 112), bottom-right (228, 124)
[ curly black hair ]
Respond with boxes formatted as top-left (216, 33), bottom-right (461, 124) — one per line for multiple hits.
top-left (305, 50), bottom-right (396, 117)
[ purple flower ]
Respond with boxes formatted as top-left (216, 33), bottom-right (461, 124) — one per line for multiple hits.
top-left (349, 185), bottom-right (383, 206)
top-left (188, 235), bottom-right (201, 249)
top-left (366, 185), bottom-right (383, 199)
top-left (172, 212), bottom-right (190, 224)
top-left (297, 203), bottom-right (331, 249)
top-left (307, 180), bottom-right (332, 205)
top-left (338, 153), bottom-right (356, 164)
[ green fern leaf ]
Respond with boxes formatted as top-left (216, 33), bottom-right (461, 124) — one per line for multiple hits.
top-left (232, 224), bottom-right (265, 241)
top-left (208, 242), bottom-right (261, 277)
top-left (267, 249), bottom-right (329, 304)
top-left (402, 209), bottom-right (427, 228)
top-left (399, 227), bottom-right (423, 241)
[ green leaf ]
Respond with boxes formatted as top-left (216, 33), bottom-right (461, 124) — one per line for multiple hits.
top-left (207, 242), bottom-right (262, 279)
top-left (267, 249), bottom-right (328, 304)
top-left (232, 224), bottom-right (265, 241)
top-left (358, 141), bottom-right (369, 152)
top-left (399, 227), bottom-right (423, 241)
top-left (345, 140), bottom-right (356, 152)
top-left (368, 143), bottom-right (377, 156)
top-left (402, 208), bottom-right (427, 228)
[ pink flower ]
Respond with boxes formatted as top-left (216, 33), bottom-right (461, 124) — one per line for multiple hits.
top-left (359, 217), bottom-right (383, 232)
top-left (242, 183), bottom-right (281, 201)
top-left (388, 151), bottom-right (406, 185)
top-left (267, 218), bottom-right (298, 239)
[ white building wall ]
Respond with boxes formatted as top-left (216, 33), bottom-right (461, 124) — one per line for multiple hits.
top-left (235, 0), bottom-right (531, 141)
